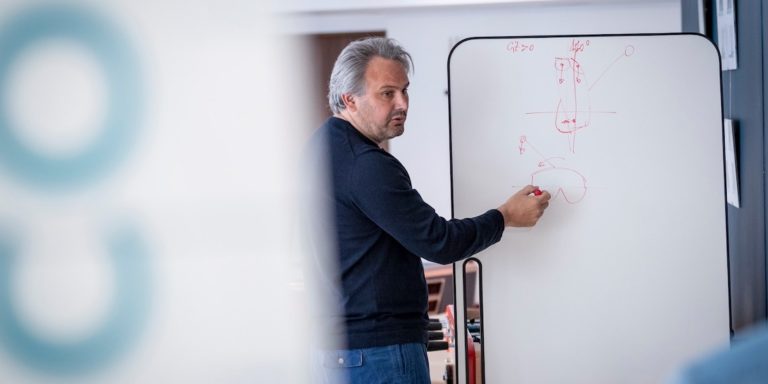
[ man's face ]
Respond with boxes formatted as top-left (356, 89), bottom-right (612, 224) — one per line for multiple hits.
top-left (346, 56), bottom-right (409, 144)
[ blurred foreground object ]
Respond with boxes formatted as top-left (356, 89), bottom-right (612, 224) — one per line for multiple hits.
top-left (0, 1), bottom-right (309, 382)
top-left (670, 323), bottom-right (768, 384)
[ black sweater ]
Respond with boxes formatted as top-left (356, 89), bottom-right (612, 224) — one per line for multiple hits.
top-left (310, 116), bottom-right (504, 349)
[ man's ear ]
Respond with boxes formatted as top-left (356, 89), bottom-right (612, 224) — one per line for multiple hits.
top-left (341, 93), bottom-right (357, 112)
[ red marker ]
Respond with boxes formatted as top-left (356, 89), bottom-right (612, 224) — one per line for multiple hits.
top-left (533, 188), bottom-right (543, 196)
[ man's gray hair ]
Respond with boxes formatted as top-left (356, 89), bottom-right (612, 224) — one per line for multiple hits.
top-left (328, 37), bottom-right (413, 114)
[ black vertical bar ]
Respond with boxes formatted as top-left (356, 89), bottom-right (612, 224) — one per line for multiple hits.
top-left (762, 0), bottom-right (768, 321)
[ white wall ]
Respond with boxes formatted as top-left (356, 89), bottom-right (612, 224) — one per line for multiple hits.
top-left (283, 1), bottom-right (681, 220)
top-left (276, 0), bottom-right (672, 14)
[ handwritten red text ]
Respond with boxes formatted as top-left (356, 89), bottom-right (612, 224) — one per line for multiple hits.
top-left (506, 40), bottom-right (534, 53)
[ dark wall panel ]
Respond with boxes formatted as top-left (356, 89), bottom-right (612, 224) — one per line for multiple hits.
top-left (685, 0), bottom-right (768, 332)
top-left (716, 0), bottom-right (767, 332)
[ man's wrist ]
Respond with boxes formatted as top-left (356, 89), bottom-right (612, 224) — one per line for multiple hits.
top-left (493, 208), bottom-right (507, 228)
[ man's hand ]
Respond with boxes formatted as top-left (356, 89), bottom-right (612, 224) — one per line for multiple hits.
top-left (497, 185), bottom-right (551, 227)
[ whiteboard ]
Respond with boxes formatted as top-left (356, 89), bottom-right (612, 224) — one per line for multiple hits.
top-left (449, 34), bottom-right (729, 384)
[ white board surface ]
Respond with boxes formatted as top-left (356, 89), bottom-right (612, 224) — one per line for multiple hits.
top-left (449, 34), bottom-right (729, 384)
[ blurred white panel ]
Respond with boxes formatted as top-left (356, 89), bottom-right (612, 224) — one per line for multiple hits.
top-left (0, 1), bottom-right (309, 383)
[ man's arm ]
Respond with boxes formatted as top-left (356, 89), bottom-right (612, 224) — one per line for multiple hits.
top-left (350, 153), bottom-right (550, 264)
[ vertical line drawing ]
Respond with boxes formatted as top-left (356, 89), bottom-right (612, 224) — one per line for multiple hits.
top-left (553, 39), bottom-right (590, 153)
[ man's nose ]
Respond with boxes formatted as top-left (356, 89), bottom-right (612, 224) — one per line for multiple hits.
top-left (395, 92), bottom-right (409, 110)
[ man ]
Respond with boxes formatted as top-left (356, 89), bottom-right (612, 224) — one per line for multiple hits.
top-left (308, 37), bottom-right (551, 383)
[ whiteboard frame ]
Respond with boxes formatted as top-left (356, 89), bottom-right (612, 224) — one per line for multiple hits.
top-left (447, 33), bottom-right (731, 384)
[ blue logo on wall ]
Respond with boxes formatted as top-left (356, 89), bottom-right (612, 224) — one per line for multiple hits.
top-left (0, 4), bottom-right (142, 188)
top-left (0, 5), bottom-right (150, 376)
top-left (0, 226), bottom-right (151, 374)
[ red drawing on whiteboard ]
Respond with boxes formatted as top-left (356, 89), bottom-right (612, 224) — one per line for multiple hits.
top-left (526, 40), bottom-right (635, 153)
top-left (554, 39), bottom-right (593, 153)
top-left (518, 135), bottom-right (527, 154)
top-left (507, 40), bottom-right (535, 53)
top-left (519, 136), bottom-right (587, 204)
top-left (554, 54), bottom-right (589, 153)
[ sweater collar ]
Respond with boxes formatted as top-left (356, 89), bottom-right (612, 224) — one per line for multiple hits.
top-left (329, 116), bottom-right (379, 148)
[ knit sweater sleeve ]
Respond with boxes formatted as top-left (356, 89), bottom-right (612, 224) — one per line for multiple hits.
top-left (349, 151), bottom-right (504, 264)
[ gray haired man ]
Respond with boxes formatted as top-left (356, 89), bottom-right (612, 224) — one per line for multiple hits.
top-left (307, 37), bottom-right (550, 383)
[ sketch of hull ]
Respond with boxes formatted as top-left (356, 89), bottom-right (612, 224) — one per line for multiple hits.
top-left (530, 166), bottom-right (587, 204)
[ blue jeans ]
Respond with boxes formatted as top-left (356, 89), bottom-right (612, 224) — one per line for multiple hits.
top-left (313, 343), bottom-right (431, 384)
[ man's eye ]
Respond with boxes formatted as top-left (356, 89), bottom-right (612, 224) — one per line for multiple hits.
top-left (383, 91), bottom-right (393, 97)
